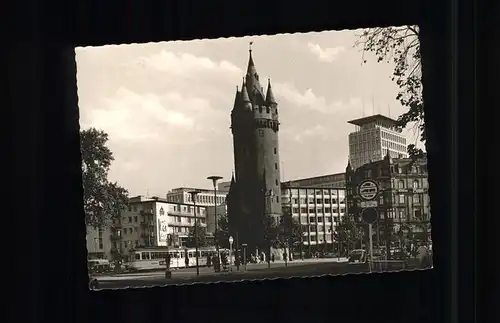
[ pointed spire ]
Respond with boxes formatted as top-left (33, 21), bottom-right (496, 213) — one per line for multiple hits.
top-left (384, 148), bottom-right (393, 163)
top-left (241, 79), bottom-right (251, 103)
top-left (247, 41), bottom-right (257, 76)
top-left (266, 78), bottom-right (277, 105)
top-left (346, 159), bottom-right (352, 172)
top-left (245, 42), bottom-right (263, 102)
top-left (232, 86), bottom-right (241, 108)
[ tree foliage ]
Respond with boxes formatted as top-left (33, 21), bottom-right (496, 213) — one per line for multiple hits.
top-left (354, 26), bottom-right (425, 157)
top-left (215, 213), bottom-right (230, 248)
top-left (80, 128), bottom-right (129, 229)
top-left (186, 222), bottom-right (209, 248)
top-left (263, 214), bottom-right (303, 249)
top-left (334, 215), bottom-right (364, 250)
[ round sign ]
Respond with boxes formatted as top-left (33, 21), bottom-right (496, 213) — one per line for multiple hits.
top-left (361, 207), bottom-right (378, 224)
top-left (228, 236), bottom-right (234, 244)
top-left (358, 180), bottom-right (379, 201)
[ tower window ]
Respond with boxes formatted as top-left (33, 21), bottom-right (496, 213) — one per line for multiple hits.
top-left (275, 179), bottom-right (278, 186)
top-left (259, 106), bottom-right (262, 113)
top-left (274, 148), bottom-right (277, 154)
top-left (275, 163), bottom-right (278, 170)
top-left (276, 196), bottom-right (279, 203)
top-left (266, 107), bottom-right (270, 113)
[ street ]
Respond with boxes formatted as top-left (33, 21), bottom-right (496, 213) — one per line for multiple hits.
top-left (90, 258), bottom-right (422, 289)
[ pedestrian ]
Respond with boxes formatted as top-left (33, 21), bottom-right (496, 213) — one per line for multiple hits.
top-left (283, 251), bottom-right (287, 262)
top-left (207, 253), bottom-right (212, 267)
top-left (185, 253), bottom-right (190, 268)
top-left (271, 254), bottom-right (275, 262)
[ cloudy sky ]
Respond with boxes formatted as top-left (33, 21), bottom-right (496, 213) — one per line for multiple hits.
top-left (76, 28), bottom-right (423, 197)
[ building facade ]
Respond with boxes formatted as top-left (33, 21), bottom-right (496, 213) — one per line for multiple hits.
top-left (348, 114), bottom-right (408, 170)
top-left (86, 195), bottom-right (209, 262)
top-left (86, 222), bottom-right (113, 260)
top-left (227, 46), bottom-right (283, 254)
top-left (166, 187), bottom-right (227, 207)
top-left (281, 185), bottom-right (347, 255)
top-left (218, 181), bottom-right (231, 192)
top-left (345, 152), bottom-right (431, 256)
top-left (283, 172), bottom-right (346, 189)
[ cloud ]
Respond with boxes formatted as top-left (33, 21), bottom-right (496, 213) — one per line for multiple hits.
top-left (80, 87), bottom-right (216, 142)
top-left (135, 50), bottom-right (242, 77)
top-left (272, 82), bottom-right (361, 114)
top-left (307, 43), bottom-right (345, 63)
top-left (294, 125), bottom-right (329, 142)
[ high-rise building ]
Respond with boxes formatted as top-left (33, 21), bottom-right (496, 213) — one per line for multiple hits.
top-left (348, 114), bottom-right (408, 170)
top-left (227, 45), bottom-right (282, 254)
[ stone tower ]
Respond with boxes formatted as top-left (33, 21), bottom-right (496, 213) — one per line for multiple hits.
top-left (227, 45), bottom-right (282, 253)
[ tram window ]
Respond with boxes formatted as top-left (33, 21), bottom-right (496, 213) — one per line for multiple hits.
top-left (142, 252), bottom-right (150, 260)
top-left (180, 252), bottom-right (185, 258)
top-left (188, 252), bottom-right (193, 257)
top-left (135, 254), bottom-right (141, 260)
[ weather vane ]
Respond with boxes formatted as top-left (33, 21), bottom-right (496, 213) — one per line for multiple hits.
top-left (249, 41), bottom-right (253, 52)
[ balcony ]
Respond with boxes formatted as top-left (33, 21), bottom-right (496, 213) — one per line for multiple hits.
top-left (140, 221), bottom-right (154, 228)
top-left (110, 234), bottom-right (122, 241)
top-left (168, 210), bottom-right (204, 218)
top-left (140, 209), bottom-right (154, 216)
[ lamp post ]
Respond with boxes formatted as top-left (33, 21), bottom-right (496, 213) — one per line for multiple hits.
top-left (189, 191), bottom-right (201, 277)
top-left (207, 175), bottom-right (223, 267)
top-left (228, 236), bottom-right (234, 269)
top-left (93, 238), bottom-right (99, 258)
top-left (261, 188), bottom-right (274, 269)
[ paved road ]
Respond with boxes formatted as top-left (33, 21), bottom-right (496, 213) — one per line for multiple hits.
top-left (91, 260), bottom-right (396, 290)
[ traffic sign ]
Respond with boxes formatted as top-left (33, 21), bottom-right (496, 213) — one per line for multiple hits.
top-left (358, 180), bottom-right (379, 201)
top-left (361, 207), bottom-right (378, 224)
top-left (359, 200), bottom-right (378, 208)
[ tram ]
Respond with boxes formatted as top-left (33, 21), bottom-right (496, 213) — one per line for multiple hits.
top-left (128, 246), bottom-right (228, 271)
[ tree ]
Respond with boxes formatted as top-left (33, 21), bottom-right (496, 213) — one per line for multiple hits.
top-left (215, 213), bottom-right (230, 248)
top-left (80, 128), bottom-right (129, 229)
top-left (186, 222), bottom-right (209, 248)
top-left (334, 215), bottom-right (364, 253)
top-left (354, 26), bottom-right (425, 158)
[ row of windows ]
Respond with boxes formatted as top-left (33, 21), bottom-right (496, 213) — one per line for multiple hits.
top-left (185, 194), bottom-right (225, 205)
top-left (292, 207), bottom-right (346, 214)
top-left (290, 198), bottom-right (345, 205)
top-left (382, 140), bottom-right (405, 152)
top-left (381, 131), bottom-right (405, 144)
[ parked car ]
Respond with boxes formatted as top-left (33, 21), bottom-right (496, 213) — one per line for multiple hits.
top-left (348, 249), bottom-right (366, 264)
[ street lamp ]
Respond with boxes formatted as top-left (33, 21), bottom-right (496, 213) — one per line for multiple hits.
top-left (261, 188), bottom-right (274, 269)
top-left (189, 190), bottom-right (201, 277)
top-left (207, 175), bottom-right (223, 266)
top-left (228, 236), bottom-right (234, 268)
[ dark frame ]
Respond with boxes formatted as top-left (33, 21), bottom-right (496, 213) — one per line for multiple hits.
top-left (9, 0), bottom-right (483, 322)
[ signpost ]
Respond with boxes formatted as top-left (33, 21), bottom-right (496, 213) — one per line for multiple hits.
top-left (358, 180), bottom-right (379, 201)
top-left (241, 243), bottom-right (247, 271)
top-left (358, 180), bottom-right (380, 272)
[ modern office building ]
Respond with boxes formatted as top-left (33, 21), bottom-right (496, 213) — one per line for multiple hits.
top-left (345, 152), bottom-right (430, 256)
top-left (166, 187), bottom-right (227, 207)
top-left (281, 184), bottom-right (347, 255)
top-left (348, 114), bottom-right (408, 170)
top-left (284, 172), bottom-right (346, 189)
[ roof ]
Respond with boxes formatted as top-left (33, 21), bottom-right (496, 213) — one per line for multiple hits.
top-left (347, 114), bottom-right (398, 126)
